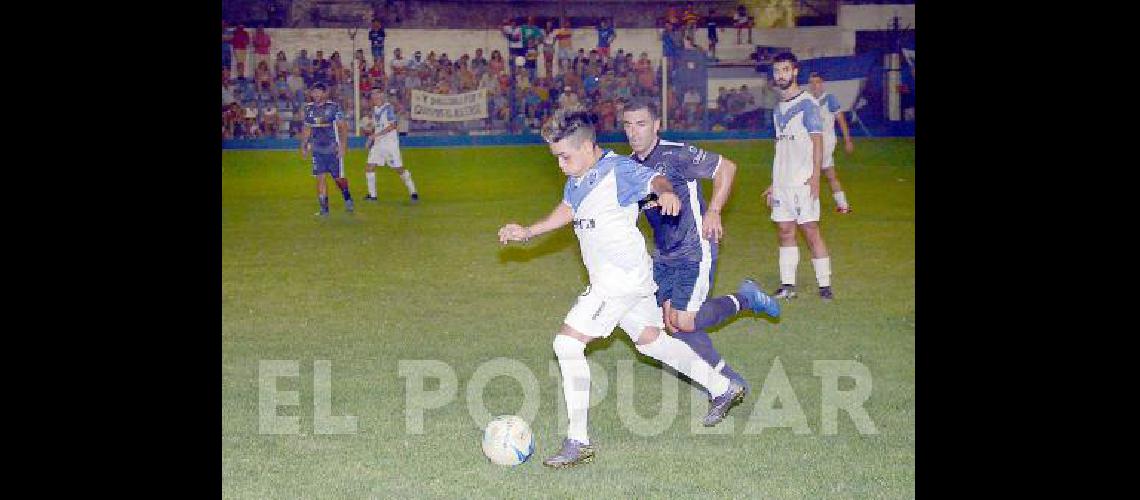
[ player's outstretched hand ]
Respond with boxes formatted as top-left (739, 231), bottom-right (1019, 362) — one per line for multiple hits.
top-left (657, 192), bottom-right (682, 216)
top-left (498, 223), bottom-right (529, 244)
top-left (807, 176), bottom-right (820, 200)
top-left (301, 144), bottom-right (310, 159)
top-left (763, 185), bottom-right (773, 207)
top-left (702, 211), bottom-right (723, 242)
top-left (845, 139), bottom-right (854, 154)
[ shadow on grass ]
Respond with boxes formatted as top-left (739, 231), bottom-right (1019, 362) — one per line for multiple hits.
top-left (497, 231), bottom-right (576, 264)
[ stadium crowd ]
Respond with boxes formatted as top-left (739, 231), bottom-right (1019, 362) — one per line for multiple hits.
top-left (222, 5), bottom-right (772, 140)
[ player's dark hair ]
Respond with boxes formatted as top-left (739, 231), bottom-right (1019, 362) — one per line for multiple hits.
top-left (773, 52), bottom-right (798, 67)
top-left (621, 97), bottom-right (659, 120)
top-left (809, 72), bottom-right (822, 80)
top-left (541, 105), bottom-right (597, 145)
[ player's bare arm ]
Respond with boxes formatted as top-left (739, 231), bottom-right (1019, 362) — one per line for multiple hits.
top-left (837, 110), bottom-right (854, 153)
top-left (651, 175), bottom-right (681, 216)
top-left (809, 134), bottom-right (822, 200)
top-left (299, 125), bottom-right (311, 158)
top-left (499, 201), bottom-right (574, 244)
top-left (703, 157), bottom-right (737, 242)
top-left (337, 120), bottom-right (349, 158)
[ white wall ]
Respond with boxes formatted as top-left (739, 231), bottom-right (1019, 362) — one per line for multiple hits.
top-left (838, 4), bottom-right (915, 31)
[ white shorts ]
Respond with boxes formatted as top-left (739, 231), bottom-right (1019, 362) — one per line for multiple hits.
top-left (367, 141), bottom-right (403, 168)
top-left (822, 136), bottom-right (837, 169)
top-left (563, 287), bottom-right (664, 343)
top-left (770, 185), bottom-right (821, 224)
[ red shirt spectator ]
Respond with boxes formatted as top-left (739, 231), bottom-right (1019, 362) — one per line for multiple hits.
top-left (232, 25), bottom-right (250, 72)
top-left (253, 27), bottom-right (272, 69)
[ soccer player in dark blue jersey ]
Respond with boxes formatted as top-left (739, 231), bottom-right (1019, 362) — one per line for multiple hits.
top-left (622, 98), bottom-right (780, 394)
top-left (299, 81), bottom-right (354, 217)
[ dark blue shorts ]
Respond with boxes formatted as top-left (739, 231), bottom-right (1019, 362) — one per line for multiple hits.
top-left (654, 258), bottom-right (716, 312)
top-left (311, 152), bottom-right (344, 178)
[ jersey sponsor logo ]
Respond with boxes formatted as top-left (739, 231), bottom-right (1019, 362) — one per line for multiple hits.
top-left (775, 134), bottom-right (797, 141)
top-left (572, 218), bottom-right (597, 229)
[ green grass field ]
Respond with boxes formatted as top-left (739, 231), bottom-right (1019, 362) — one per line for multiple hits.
top-left (222, 138), bottom-right (915, 499)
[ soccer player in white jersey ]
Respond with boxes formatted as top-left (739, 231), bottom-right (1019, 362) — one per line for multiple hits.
top-left (363, 90), bottom-right (418, 203)
top-left (763, 52), bottom-right (834, 301)
top-left (498, 107), bottom-right (747, 468)
top-left (807, 72), bottom-right (854, 213)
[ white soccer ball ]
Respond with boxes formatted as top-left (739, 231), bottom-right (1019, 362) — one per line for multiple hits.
top-left (481, 415), bottom-right (534, 466)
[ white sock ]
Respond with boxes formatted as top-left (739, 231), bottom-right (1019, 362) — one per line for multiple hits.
top-left (833, 191), bottom-right (848, 209)
top-left (812, 257), bottom-right (831, 287)
top-left (779, 246), bottom-right (799, 285)
top-left (553, 335), bottom-right (590, 445)
top-left (399, 170), bottom-right (417, 195)
top-left (636, 334), bottom-right (730, 398)
top-left (366, 172), bottom-right (377, 197)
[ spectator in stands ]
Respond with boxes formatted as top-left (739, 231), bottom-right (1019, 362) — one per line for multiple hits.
top-left (242, 102), bottom-right (260, 138)
top-left (274, 50), bottom-right (289, 76)
top-left (541, 21), bottom-right (556, 79)
top-left (368, 59), bottom-right (386, 88)
top-left (489, 50), bottom-right (505, 77)
top-left (439, 52), bottom-right (451, 69)
top-left (287, 67), bottom-right (305, 104)
top-left (573, 48), bottom-right (588, 73)
top-left (253, 26), bottom-right (272, 70)
top-left (404, 66), bottom-right (422, 96)
top-left (222, 20), bottom-right (235, 71)
top-left (274, 71), bottom-right (290, 98)
top-left (563, 66), bottom-right (583, 95)
top-left (294, 49), bottom-right (312, 83)
top-left (222, 69), bottom-right (235, 107)
top-left (558, 86), bottom-right (579, 109)
top-left (612, 48), bottom-right (627, 77)
top-left (734, 4), bottom-right (753, 45)
top-left (458, 62), bottom-right (477, 91)
top-left (262, 103), bottom-right (278, 137)
top-left (232, 24), bottom-right (250, 74)
top-left (390, 48), bottom-right (409, 76)
top-left (222, 102), bottom-right (239, 139)
top-left (235, 67), bottom-right (256, 105)
top-left (502, 18), bottom-right (524, 62)
top-left (275, 94), bottom-right (293, 138)
top-left (368, 18), bottom-right (386, 63)
top-left (330, 51), bottom-right (344, 85)
top-left (255, 60), bottom-right (272, 91)
top-left (596, 18), bottom-right (616, 59)
top-left (682, 2), bottom-right (700, 43)
top-left (313, 50), bottom-right (329, 84)
top-left (738, 84), bottom-right (755, 109)
top-left (706, 8), bottom-right (719, 60)
top-left (614, 74), bottom-right (633, 101)
top-left (479, 65), bottom-right (498, 91)
top-left (409, 50), bottom-right (424, 71)
top-left (232, 24), bottom-right (250, 72)
top-left (471, 48), bottom-right (488, 75)
top-left (555, 18), bottom-right (574, 73)
top-left (662, 21), bottom-right (682, 59)
top-left (635, 52), bottom-right (654, 96)
top-left (683, 87), bottom-right (702, 128)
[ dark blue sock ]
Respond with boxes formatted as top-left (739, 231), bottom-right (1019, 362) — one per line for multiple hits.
top-left (694, 294), bottom-right (749, 331)
top-left (674, 330), bottom-right (746, 392)
top-left (319, 194), bottom-right (329, 212)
